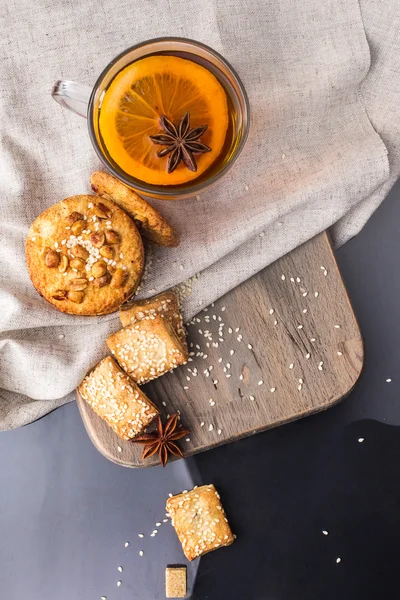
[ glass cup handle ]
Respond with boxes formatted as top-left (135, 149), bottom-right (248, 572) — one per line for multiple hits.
top-left (51, 80), bottom-right (92, 118)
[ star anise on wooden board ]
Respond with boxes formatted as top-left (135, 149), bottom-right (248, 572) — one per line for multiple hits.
top-left (150, 112), bottom-right (211, 173)
top-left (132, 413), bottom-right (191, 467)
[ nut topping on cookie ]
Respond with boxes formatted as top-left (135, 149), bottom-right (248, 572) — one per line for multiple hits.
top-left (65, 211), bottom-right (83, 225)
top-left (92, 260), bottom-right (107, 278)
top-left (99, 245), bottom-right (114, 259)
top-left (70, 258), bottom-right (86, 271)
top-left (105, 229), bottom-right (120, 245)
top-left (70, 277), bottom-right (88, 291)
top-left (90, 232), bottom-right (105, 248)
top-left (58, 255), bottom-right (69, 273)
top-left (45, 249), bottom-right (60, 268)
top-left (52, 290), bottom-right (67, 301)
top-left (71, 220), bottom-right (86, 236)
top-left (71, 245), bottom-right (89, 260)
top-left (111, 268), bottom-right (128, 288)
top-left (93, 202), bottom-right (111, 219)
top-left (93, 273), bottom-right (111, 287)
top-left (69, 290), bottom-right (85, 303)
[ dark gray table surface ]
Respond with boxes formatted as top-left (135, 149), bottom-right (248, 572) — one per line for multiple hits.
top-left (1, 180), bottom-right (400, 600)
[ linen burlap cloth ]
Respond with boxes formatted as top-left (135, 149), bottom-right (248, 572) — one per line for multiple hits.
top-left (1, 0), bottom-right (400, 429)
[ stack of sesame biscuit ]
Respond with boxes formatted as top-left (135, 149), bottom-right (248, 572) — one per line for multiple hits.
top-left (78, 289), bottom-right (188, 439)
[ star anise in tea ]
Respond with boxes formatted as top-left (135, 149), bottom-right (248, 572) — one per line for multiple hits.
top-left (150, 112), bottom-right (211, 173)
top-left (132, 413), bottom-right (190, 467)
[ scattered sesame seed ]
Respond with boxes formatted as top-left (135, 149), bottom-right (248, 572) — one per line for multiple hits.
top-left (117, 581), bottom-right (121, 587)
top-left (324, 270), bottom-right (328, 276)
top-left (101, 596), bottom-right (107, 600)
top-left (239, 374), bottom-right (244, 381)
top-left (314, 292), bottom-right (319, 297)
top-left (337, 351), bottom-right (343, 356)
top-left (299, 378), bottom-right (303, 384)
top-left (138, 533), bottom-right (144, 538)
top-left (336, 558), bottom-right (341, 564)
top-left (208, 424), bottom-right (214, 431)
top-left (258, 380), bottom-right (263, 386)
top-left (196, 194), bottom-right (201, 200)
top-left (281, 274), bottom-right (286, 280)
top-left (218, 429), bottom-right (222, 435)
top-left (269, 309), bottom-right (274, 315)
top-left (249, 395), bottom-right (255, 401)
top-left (156, 522), bottom-right (161, 527)
top-left (186, 438), bottom-right (191, 442)
top-left (139, 551), bottom-right (144, 557)
top-left (162, 401), bottom-right (166, 406)
top-left (386, 378), bottom-right (392, 383)
top-left (310, 338), bottom-right (316, 342)
top-left (245, 184), bottom-right (249, 191)
top-left (296, 277), bottom-right (301, 283)
top-left (298, 384), bottom-right (302, 391)
top-left (290, 277), bottom-right (295, 283)
top-left (163, 518), bottom-right (168, 523)
top-left (200, 422), bottom-right (205, 427)
top-left (270, 387), bottom-right (276, 393)
top-left (274, 320), bottom-right (278, 325)
top-left (230, 349), bottom-right (235, 356)
top-left (117, 446), bottom-right (122, 453)
top-left (248, 344), bottom-right (253, 349)
top-left (259, 231), bottom-right (265, 237)
top-left (289, 363), bottom-right (294, 369)
top-left (303, 292), bottom-right (308, 297)
top-left (320, 266), bottom-right (326, 270)
top-left (221, 306), bottom-right (226, 311)
top-left (228, 327), bottom-right (233, 334)
top-left (303, 308), bottom-right (308, 314)
top-left (305, 353), bottom-right (310, 359)
top-left (358, 438), bottom-right (364, 443)
top-left (118, 566), bottom-right (123, 572)
top-left (335, 325), bottom-right (341, 329)
top-left (235, 327), bottom-right (240, 332)
top-left (58, 333), bottom-right (65, 340)
top-left (297, 325), bottom-right (303, 329)
top-left (322, 530), bottom-right (328, 536)
top-left (124, 542), bottom-right (129, 547)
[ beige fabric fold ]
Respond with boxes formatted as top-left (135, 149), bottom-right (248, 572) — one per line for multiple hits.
top-left (1, 0), bottom-right (398, 429)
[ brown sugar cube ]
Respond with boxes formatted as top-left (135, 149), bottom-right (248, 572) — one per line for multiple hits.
top-left (166, 484), bottom-right (235, 561)
top-left (106, 314), bottom-right (188, 385)
top-left (120, 290), bottom-right (187, 349)
top-left (78, 356), bottom-right (158, 440)
top-left (165, 566), bottom-right (187, 598)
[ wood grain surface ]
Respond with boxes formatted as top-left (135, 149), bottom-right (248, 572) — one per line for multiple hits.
top-left (76, 232), bottom-right (364, 467)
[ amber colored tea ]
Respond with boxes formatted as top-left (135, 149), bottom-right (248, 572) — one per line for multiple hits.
top-left (98, 54), bottom-right (237, 187)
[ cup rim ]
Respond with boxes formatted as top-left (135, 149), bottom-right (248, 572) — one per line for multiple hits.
top-left (88, 37), bottom-right (250, 199)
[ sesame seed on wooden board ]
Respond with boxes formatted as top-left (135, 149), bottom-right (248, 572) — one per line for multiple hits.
top-left (76, 232), bottom-right (363, 467)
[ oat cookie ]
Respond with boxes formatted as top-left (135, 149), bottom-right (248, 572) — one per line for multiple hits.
top-left (90, 170), bottom-right (179, 247)
top-left (26, 194), bottom-right (144, 315)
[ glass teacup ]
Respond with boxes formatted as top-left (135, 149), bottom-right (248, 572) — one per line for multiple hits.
top-left (52, 37), bottom-right (250, 200)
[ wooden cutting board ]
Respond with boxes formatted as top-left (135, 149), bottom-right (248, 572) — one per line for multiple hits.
top-left (76, 232), bottom-right (363, 467)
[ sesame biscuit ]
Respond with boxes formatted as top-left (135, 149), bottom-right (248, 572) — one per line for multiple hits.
top-left (90, 171), bottom-right (179, 247)
top-left (120, 290), bottom-right (187, 349)
top-left (106, 314), bottom-right (188, 385)
top-left (78, 357), bottom-right (159, 440)
top-left (26, 194), bottom-right (144, 315)
top-left (166, 485), bottom-right (235, 561)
